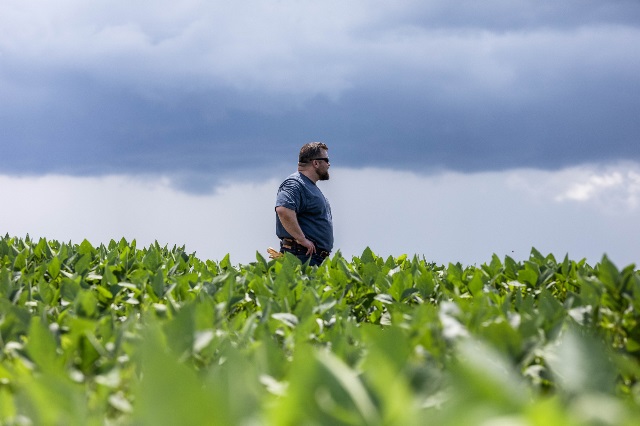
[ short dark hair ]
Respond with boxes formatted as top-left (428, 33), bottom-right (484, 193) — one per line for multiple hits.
top-left (298, 142), bottom-right (328, 164)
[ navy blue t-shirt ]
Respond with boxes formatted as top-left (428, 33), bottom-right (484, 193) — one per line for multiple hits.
top-left (275, 172), bottom-right (333, 252)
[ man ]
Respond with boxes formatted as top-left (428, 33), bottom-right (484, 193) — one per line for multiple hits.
top-left (275, 142), bottom-right (333, 266)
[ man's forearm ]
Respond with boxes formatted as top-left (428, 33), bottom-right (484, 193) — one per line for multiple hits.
top-left (276, 206), bottom-right (306, 242)
top-left (276, 206), bottom-right (316, 255)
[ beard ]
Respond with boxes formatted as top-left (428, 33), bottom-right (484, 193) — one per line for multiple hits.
top-left (318, 170), bottom-right (330, 181)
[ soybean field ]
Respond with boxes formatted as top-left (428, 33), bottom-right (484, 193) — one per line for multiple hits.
top-left (1, 235), bottom-right (639, 425)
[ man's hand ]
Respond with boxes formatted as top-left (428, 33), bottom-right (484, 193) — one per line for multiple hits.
top-left (297, 237), bottom-right (316, 256)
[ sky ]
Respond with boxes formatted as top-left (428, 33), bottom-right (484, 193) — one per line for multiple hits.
top-left (2, 1), bottom-right (639, 267)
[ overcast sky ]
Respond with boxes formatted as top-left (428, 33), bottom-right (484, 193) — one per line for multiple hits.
top-left (2, 1), bottom-right (639, 266)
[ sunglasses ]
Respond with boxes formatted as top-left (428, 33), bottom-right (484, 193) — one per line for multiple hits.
top-left (310, 157), bottom-right (330, 163)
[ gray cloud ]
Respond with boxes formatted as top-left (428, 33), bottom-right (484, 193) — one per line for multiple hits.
top-left (2, 1), bottom-right (639, 191)
top-left (391, 0), bottom-right (640, 31)
top-left (2, 164), bottom-right (639, 266)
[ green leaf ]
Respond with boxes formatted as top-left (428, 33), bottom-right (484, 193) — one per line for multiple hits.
top-left (74, 253), bottom-right (92, 276)
top-left (151, 270), bottom-right (165, 298)
top-left (143, 247), bottom-right (161, 271)
top-left (94, 285), bottom-right (113, 301)
top-left (60, 278), bottom-right (81, 301)
top-left (133, 323), bottom-right (220, 425)
top-left (78, 239), bottom-right (95, 256)
top-left (517, 263), bottom-right (539, 287)
top-left (272, 312), bottom-right (299, 328)
top-left (537, 289), bottom-right (566, 339)
top-left (389, 270), bottom-right (412, 301)
top-left (468, 269), bottom-right (484, 296)
top-left (33, 238), bottom-right (48, 259)
top-left (530, 247), bottom-right (545, 263)
top-left (75, 290), bottom-right (98, 318)
top-left (0, 268), bottom-right (11, 297)
top-left (446, 263), bottom-right (464, 288)
top-left (13, 251), bottom-right (26, 271)
top-left (626, 338), bottom-right (640, 353)
top-left (255, 250), bottom-right (269, 269)
top-left (17, 372), bottom-right (91, 424)
top-left (163, 303), bottom-right (196, 356)
top-left (0, 386), bottom-right (16, 423)
top-left (542, 326), bottom-right (617, 395)
top-left (504, 255), bottom-right (519, 280)
top-left (26, 318), bottom-right (63, 375)
top-left (47, 257), bottom-right (61, 280)
top-left (415, 269), bottom-right (435, 299)
top-left (220, 253), bottom-right (232, 270)
top-left (561, 254), bottom-right (571, 277)
top-left (597, 255), bottom-right (620, 292)
top-left (449, 338), bottom-right (528, 412)
top-left (102, 266), bottom-right (118, 286)
top-left (38, 280), bottom-right (56, 305)
top-left (270, 345), bottom-right (379, 425)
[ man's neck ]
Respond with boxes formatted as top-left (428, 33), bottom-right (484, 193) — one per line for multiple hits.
top-left (298, 168), bottom-right (318, 183)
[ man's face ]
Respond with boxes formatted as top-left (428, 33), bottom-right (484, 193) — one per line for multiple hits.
top-left (315, 150), bottom-right (330, 181)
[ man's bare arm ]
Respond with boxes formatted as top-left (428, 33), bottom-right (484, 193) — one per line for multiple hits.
top-left (275, 206), bottom-right (316, 255)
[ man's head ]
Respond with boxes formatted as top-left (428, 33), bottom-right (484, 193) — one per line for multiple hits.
top-left (298, 142), bottom-right (330, 181)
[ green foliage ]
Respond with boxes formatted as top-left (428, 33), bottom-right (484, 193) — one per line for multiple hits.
top-left (0, 235), bottom-right (639, 425)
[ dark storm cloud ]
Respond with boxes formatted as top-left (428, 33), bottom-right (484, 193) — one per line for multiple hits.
top-left (4, 78), bottom-right (637, 180)
top-left (1, 0), bottom-right (639, 191)
top-left (389, 0), bottom-right (640, 31)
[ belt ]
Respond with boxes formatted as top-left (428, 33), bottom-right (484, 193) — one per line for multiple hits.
top-left (281, 238), bottom-right (331, 258)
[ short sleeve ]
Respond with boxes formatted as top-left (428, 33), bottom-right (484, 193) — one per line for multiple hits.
top-left (276, 178), bottom-right (304, 212)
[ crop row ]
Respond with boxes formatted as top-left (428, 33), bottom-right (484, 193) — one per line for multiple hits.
top-left (0, 235), bottom-right (639, 425)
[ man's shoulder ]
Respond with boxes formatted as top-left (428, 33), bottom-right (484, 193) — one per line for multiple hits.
top-left (286, 172), bottom-right (304, 181)
top-left (280, 172), bottom-right (307, 188)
